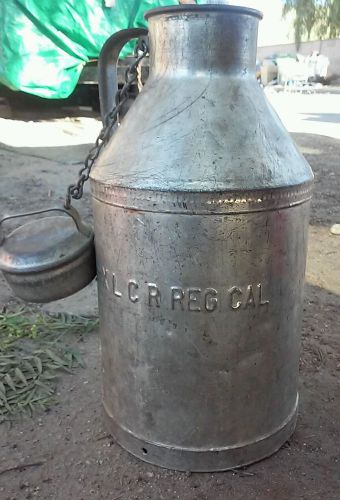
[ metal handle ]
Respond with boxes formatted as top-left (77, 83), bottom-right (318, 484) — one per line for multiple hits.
top-left (98, 28), bottom-right (148, 124)
top-left (0, 206), bottom-right (91, 246)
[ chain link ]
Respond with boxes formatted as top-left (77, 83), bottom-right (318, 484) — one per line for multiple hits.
top-left (65, 39), bottom-right (148, 209)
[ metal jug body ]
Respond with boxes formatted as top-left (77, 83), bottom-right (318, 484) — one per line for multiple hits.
top-left (91, 5), bottom-right (313, 471)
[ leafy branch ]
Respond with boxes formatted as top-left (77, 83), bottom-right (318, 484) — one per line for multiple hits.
top-left (283, 0), bottom-right (340, 47)
top-left (0, 308), bottom-right (98, 419)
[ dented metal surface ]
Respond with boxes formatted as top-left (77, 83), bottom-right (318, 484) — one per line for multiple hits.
top-left (0, 208), bottom-right (96, 303)
top-left (91, 5), bottom-right (313, 471)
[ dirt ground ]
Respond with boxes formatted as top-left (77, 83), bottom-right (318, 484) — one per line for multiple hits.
top-left (0, 93), bottom-right (339, 499)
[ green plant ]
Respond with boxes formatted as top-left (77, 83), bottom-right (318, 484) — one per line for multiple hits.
top-left (0, 308), bottom-right (98, 419)
top-left (283, 0), bottom-right (340, 47)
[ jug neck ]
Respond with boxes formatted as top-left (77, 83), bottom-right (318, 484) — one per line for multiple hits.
top-left (146, 5), bottom-right (261, 78)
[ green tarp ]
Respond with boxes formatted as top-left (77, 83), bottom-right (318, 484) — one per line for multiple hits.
top-left (0, 0), bottom-right (184, 99)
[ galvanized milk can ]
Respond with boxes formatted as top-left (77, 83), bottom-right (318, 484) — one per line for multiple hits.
top-left (0, 4), bottom-right (313, 472)
top-left (91, 4), bottom-right (314, 471)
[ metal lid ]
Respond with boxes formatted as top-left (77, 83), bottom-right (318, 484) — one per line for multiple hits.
top-left (145, 4), bottom-right (263, 20)
top-left (0, 214), bottom-right (94, 274)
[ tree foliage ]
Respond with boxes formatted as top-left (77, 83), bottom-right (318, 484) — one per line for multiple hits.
top-left (283, 0), bottom-right (340, 47)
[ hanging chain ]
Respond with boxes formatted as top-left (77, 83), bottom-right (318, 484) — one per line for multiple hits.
top-left (65, 39), bottom-right (148, 209)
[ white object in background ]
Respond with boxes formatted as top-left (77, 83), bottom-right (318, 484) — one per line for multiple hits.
top-left (330, 224), bottom-right (340, 235)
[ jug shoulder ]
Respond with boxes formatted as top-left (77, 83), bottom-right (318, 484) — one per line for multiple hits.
top-left (91, 76), bottom-right (313, 211)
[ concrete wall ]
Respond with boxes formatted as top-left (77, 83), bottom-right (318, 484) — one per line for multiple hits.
top-left (257, 38), bottom-right (340, 80)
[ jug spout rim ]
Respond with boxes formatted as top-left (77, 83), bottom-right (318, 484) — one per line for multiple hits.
top-left (145, 4), bottom-right (263, 21)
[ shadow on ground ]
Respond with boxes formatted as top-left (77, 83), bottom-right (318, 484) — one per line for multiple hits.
top-left (301, 112), bottom-right (340, 124)
top-left (0, 282), bottom-right (339, 500)
top-left (0, 111), bottom-right (339, 499)
top-left (291, 133), bottom-right (340, 226)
